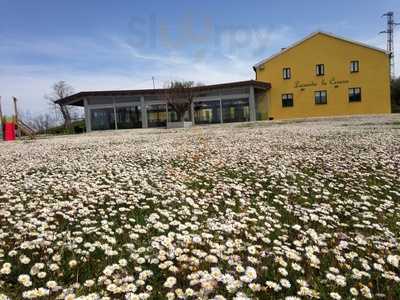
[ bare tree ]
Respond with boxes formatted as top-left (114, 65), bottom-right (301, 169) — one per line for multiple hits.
top-left (163, 81), bottom-right (198, 122)
top-left (20, 110), bottom-right (56, 134)
top-left (46, 81), bottom-right (74, 129)
top-left (31, 114), bottom-right (55, 133)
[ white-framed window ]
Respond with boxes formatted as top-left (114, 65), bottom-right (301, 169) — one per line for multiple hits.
top-left (316, 64), bottom-right (325, 76)
top-left (283, 68), bottom-right (291, 80)
top-left (349, 88), bottom-right (362, 102)
top-left (282, 94), bottom-right (294, 107)
top-left (350, 60), bottom-right (359, 73)
top-left (315, 90), bottom-right (327, 105)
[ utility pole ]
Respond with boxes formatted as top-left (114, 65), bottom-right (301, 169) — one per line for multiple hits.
top-left (152, 76), bottom-right (156, 89)
top-left (380, 11), bottom-right (400, 79)
top-left (13, 97), bottom-right (21, 138)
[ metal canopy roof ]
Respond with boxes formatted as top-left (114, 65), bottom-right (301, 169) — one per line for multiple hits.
top-left (56, 80), bottom-right (271, 106)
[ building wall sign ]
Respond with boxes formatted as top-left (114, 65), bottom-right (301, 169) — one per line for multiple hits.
top-left (326, 78), bottom-right (349, 85)
top-left (294, 81), bottom-right (317, 88)
top-left (295, 77), bottom-right (349, 89)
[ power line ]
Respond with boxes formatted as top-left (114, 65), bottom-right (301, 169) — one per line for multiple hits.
top-left (380, 11), bottom-right (400, 79)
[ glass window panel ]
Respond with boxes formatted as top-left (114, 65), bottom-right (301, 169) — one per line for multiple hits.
top-left (316, 64), bottom-right (325, 76)
top-left (282, 94), bottom-right (293, 107)
top-left (88, 97), bottom-right (114, 106)
top-left (116, 105), bottom-right (142, 129)
top-left (315, 91), bottom-right (327, 104)
top-left (283, 68), bottom-right (291, 79)
top-left (350, 61), bottom-right (359, 72)
top-left (196, 91), bottom-right (220, 97)
top-left (90, 108), bottom-right (115, 131)
top-left (219, 88), bottom-right (249, 96)
top-left (222, 98), bottom-right (250, 123)
top-left (349, 88), bottom-right (362, 102)
top-left (114, 96), bottom-right (141, 104)
top-left (194, 100), bottom-right (221, 124)
top-left (167, 105), bottom-right (191, 122)
top-left (147, 104), bottom-right (167, 127)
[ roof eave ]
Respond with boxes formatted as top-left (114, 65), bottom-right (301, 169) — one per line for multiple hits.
top-left (253, 31), bottom-right (389, 70)
top-left (56, 80), bottom-right (271, 106)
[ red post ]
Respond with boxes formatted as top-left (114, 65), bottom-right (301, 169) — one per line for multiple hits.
top-left (0, 96), bottom-right (3, 122)
top-left (0, 96), bottom-right (3, 141)
top-left (4, 121), bottom-right (16, 141)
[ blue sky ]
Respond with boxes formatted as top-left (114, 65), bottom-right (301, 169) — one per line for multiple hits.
top-left (0, 0), bottom-right (399, 115)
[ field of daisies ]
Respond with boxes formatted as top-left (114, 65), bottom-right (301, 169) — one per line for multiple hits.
top-left (0, 115), bottom-right (399, 300)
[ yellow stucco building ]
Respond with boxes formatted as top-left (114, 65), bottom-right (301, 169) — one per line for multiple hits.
top-left (254, 31), bottom-right (391, 120)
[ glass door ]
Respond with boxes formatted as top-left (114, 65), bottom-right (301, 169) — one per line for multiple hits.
top-left (147, 104), bottom-right (167, 128)
top-left (90, 107), bottom-right (115, 131)
top-left (193, 100), bottom-right (221, 124)
top-left (116, 104), bottom-right (142, 129)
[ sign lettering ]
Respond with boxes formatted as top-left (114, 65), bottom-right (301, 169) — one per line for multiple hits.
top-left (294, 77), bottom-right (349, 89)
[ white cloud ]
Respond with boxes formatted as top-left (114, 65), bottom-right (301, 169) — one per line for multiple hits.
top-left (0, 58), bottom-right (254, 116)
top-left (2, 26), bottom-right (397, 119)
top-left (220, 25), bottom-right (293, 58)
top-left (0, 66), bottom-right (154, 116)
top-left (0, 27), bottom-right (293, 117)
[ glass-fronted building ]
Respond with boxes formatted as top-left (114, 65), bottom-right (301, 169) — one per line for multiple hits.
top-left (56, 80), bottom-right (270, 132)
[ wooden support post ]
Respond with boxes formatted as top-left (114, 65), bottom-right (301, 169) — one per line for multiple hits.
top-left (13, 97), bottom-right (21, 138)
